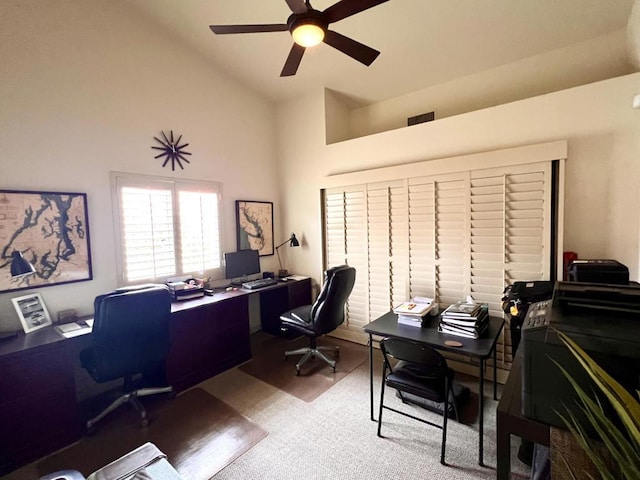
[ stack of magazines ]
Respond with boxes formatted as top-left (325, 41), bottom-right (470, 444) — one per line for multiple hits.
top-left (438, 301), bottom-right (489, 338)
top-left (393, 297), bottom-right (434, 327)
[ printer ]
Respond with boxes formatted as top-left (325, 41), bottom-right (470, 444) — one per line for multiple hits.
top-left (521, 281), bottom-right (640, 429)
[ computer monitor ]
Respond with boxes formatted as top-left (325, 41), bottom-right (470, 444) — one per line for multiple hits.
top-left (224, 249), bottom-right (260, 281)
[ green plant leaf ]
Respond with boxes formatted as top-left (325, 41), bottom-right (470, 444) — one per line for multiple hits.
top-left (553, 329), bottom-right (640, 479)
top-left (557, 330), bottom-right (640, 448)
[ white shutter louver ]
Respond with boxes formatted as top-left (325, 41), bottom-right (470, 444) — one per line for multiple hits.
top-left (365, 180), bottom-right (408, 323)
top-left (367, 184), bottom-right (392, 323)
top-left (121, 186), bottom-right (176, 281)
top-left (408, 178), bottom-right (436, 299)
top-left (434, 176), bottom-right (467, 307)
top-left (469, 173), bottom-right (506, 314)
top-left (178, 190), bottom-right (221, 273)
top-left (389, 183), bottom-right (409, 308)
top-left (504, 170), bottom-right (548, 283)
top-left (324, 186), bottom-right (367, 332)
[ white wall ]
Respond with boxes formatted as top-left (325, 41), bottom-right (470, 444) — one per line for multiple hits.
top-left (0, 0), bottom-right (280, 331)
top-left (277, 74), bottom-right (640, 290)
top-left (347, 29), bottom-right (634, 140)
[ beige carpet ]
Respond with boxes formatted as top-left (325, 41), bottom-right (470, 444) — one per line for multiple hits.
top-left (36, 388), bottom-right (267, 480)
top-left (239, 335), bottom-right (368, 402)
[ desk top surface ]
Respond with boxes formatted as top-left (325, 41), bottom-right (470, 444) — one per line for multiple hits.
top-left (0, 277), bottom-right (311, 357)
top-left (363, 310), bottom-right (505, 359)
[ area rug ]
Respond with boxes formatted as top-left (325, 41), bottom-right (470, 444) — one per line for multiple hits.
top-left (37, 388), bottom-right (267, 480)
top-left (397, 390), bottom-right (480, 426)
top-left (239, 335), bottom-right (368, 402)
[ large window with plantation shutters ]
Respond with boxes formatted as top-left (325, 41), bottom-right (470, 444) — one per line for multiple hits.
top-left (322, 142), bottom-right (565, 378)
top-left (111, 172), bottom-right (223, 285)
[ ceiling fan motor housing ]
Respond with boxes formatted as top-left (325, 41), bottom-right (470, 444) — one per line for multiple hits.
top-left (287, 10), bottom-right (328, 34)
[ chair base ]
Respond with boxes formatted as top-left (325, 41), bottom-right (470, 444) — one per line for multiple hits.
top-left (284, 345), bottom-right (339, 375)
top-left (86, 386), bottom-right (173, 431)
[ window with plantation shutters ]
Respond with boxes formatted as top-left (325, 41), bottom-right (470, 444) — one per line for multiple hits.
top-left (322, 141), bottom-right (564, 378)
top-left (112, 173), bottom-right (223, 285)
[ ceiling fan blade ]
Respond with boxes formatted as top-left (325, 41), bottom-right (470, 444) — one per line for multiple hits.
top-left (280, 43), bottom-right (306, 77)
top-left (210, 24), bottom-right (288, 34)
top-left (323, 0), bottom-right (389, 24)
top-left (285, 0), bottom-right (307, 14)
top-left (323, 30), bottom-right (380, 66)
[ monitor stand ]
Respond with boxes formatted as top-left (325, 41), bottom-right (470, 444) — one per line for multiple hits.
top-left (230, 275), bottom-right (248, 287)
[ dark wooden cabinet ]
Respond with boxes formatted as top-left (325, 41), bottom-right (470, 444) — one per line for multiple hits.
top-left (167, 294), bottom-right (251, 392)
top-left (260, 277), bottom-right (312, 336)
top-left (0, 277), bottom-right (311, 474)
top-left (0, 333), bottom-right (80, 475)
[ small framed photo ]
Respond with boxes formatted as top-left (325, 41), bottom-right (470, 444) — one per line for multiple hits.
top-left (12, 293), bottom-right (52, 333)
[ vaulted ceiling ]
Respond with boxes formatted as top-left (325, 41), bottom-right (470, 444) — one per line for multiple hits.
top-left (130, 0), bottom-right (635, 104)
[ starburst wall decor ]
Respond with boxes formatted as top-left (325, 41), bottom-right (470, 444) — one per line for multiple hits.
top-left (152, 130), bottom-right (192, 171)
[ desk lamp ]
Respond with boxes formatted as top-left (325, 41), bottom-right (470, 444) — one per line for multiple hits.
top-left (1, 251), bottom-right (36, 339)
top-left (275, 233), bottom-right (299, 278)
top-left (10, 251), bottom-right (36, 278)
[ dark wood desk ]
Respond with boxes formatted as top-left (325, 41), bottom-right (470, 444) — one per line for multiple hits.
top-left (0, 277), bottom-right (311, 475)
top-left (363, 311), bottom-right (504, 466)
top-left (496, 349), bottom-right (549, 480)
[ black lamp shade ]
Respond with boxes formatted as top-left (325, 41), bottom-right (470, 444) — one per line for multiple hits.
top-left (289, 233), bottom-right (300, 247)
top-left (10, 251), bottom-right (36, 278)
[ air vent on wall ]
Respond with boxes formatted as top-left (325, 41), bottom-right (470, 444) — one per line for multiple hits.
top-left (408, 111), bottom-right (435, 126)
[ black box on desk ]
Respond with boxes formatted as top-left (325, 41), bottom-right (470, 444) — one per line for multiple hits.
top-left (166, 281), bottom-right (204, 301)
top-left (521, 282), bottom-right (640, 429)
top-left (567, 259), bottom-right (629, 285)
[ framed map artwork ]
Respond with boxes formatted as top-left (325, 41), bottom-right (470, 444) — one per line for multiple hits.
top-left (235, 200), bottom-right (274, 256)
top-left (0, 190), bottom-right (93, 293)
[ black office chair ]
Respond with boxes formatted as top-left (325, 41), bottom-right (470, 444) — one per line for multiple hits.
top-left (279, 265), bottom-right (356, 375)
top-left (80, 285), bottom-right (174, 431)
top-left (377, 337), bottom-right (457, 465)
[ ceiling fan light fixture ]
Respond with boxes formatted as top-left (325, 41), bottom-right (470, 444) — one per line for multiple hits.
top-left (292, 22), bottom-right (325, 47)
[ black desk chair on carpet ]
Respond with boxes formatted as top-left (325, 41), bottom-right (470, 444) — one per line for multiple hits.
top-left (80, 285), bottom-right (174, 432)
top-left (279, 265), bottom-right (356, 375)
top-left (377, 337), bottom-right (458, 465)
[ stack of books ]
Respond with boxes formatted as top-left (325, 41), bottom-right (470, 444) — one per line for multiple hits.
top-left (438, 301), bottom-right (489, 338)
top-left (393, 298), bottom-right (434, 327)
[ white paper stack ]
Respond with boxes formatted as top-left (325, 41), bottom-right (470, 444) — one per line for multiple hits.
top-left (393, 297), bottom-right (434, 327)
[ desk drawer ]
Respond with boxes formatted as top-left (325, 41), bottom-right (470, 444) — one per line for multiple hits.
top-left (0, 344), bottom-right (72, 402)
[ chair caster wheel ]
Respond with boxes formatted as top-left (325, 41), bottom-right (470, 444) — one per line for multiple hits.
top-left (141, 417), bottom-right (150, 428)
top-left (167, 390), bottom-right (176, 400)
top-left (86, 425), bottom-right (97, 436)
top-left (295, 368), bottom-right (300, 376)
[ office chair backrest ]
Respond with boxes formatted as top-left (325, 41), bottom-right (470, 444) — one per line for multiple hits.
top-left (310, 265), bottom-right (356, 335)
top-left (91, 285), bottom-right (172, 381)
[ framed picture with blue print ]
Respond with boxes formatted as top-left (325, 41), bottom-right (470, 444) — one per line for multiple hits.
top-left (235, 200), bottom-right (274, 256)
top-left (0, 189), bottom-right (93, 293)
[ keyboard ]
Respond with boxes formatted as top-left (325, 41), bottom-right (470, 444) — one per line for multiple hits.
top-left (242, 278), bottom-right (278, 290)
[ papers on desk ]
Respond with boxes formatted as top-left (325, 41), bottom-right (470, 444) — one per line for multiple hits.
top-left (282, 275), bottom-right (306, 281)
top-left (56, 319), bottom-right (93, 338)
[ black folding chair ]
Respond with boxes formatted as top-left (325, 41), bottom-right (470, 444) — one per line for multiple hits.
top-left (377, 337), bottom-right (457, 465)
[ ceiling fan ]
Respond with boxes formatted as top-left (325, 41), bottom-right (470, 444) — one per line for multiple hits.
top-left (209, 0), bottom-right (389, 77)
